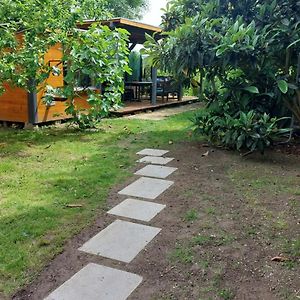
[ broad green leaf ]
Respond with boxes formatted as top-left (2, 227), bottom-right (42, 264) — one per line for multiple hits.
top-left (277, 80), bottom-right (288, 94)
top-left (287, 39), bottom-right (300, 49)
top-left (216, 47), bottom-right (226, 56)
top-left (243, 86), bottom-right (259, 94)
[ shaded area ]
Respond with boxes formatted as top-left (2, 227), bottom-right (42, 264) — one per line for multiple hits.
top-left (11, 141), bottom-right (300, 300)
top-left (0, 109), bottom-right (198, 298)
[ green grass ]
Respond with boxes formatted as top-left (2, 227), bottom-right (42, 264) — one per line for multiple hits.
top-left (169, 245), bottom-right (194, 264)
top-left (218, 288), bottom-right (235, 300)
top-left (0, 110), bottom-right (201, 297)
top-left (184, 208), bottom-right (198, 222)
top-left (192, 233), bottom-right (235, 247)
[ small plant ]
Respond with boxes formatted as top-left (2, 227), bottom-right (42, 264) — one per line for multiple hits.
top-left (218, 288), bottom-right (235, 300)
top-left (192, 233), bottom-right (235, 247)
top-left (205, 207), bottom-right (216, 215)
top-left (184, 209), bottom-right (198, 222)
top-left (192, 235), bottom-right (213, 246)
top-left (169, 245), bottom-right (193, 264)
top-left (283, 239), bottom-right (300, 258)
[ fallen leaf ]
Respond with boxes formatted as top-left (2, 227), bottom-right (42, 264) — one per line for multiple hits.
top-left (271, 256), bottom-right (289, 262)
top-left (66, 204), bottom-right (83, 208)
top-left (202, 151), bottom-right (209, 157)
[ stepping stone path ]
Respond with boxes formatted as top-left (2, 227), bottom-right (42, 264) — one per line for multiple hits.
top-left (136, 148), bottom-right (169, 156)
top-left (108, 198), bottom-right (166, 222)
top-left (45, 148), bottom-right (177, 300)
top-left (137, 156), bottom-right (174, 165)
top-left (134, 165), bottom-right (177, 179)
top-left (45, 263), bottom-right (142, 300)
top-left (79, 220), bottom-right (161, 263)
top-left (118, 176), bottom-right (174, 200)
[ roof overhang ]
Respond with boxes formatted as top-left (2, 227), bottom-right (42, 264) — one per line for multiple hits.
top-left (77, 18), bottom-right (162, 44)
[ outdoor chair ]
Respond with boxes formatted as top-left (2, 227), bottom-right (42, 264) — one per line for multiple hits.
top-left (123, 86), bottom-right (135, 101)
top-left (157, 77), bottom-right (180, 102)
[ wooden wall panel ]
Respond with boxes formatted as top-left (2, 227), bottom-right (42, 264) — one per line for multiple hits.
top-left (0, 83), bottom-right (28, 122)
top-left (37, 43), bottom-right (66, 123)
top-left (37, 42), bottom-right (95, 123)
top-left (0, 39), bottom-right (93, 124)
top-left (37, 92), bottom-right (92, 123)
top-left (0, 33), bottom-right (28, 123)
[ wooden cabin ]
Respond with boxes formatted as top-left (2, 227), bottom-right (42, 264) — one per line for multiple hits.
top-left (0, 18), bottom-right (162, 125)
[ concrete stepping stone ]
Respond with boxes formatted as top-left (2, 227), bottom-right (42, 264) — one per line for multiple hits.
top-left (118, 177), bottom-right (174, 200)
top-left (108, 198), bottom-right (166, 222)
top-left (134, 165), bottom-right (177, 179)
top-left (79, 220), bottom-right (161, 263)
top-left (44, 263), bottom-right (142, 300)
top-left (137, 156), bottom-right (174, 165)
top-left (137, 148), bottom-right (169, 156)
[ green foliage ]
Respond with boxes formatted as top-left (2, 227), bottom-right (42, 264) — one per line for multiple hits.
top-left (144, 0), bottom-right (299, 153)
top-left (52, 25), bottom-right (130, 129)
top-left (184, 208), bottom-right (198, 222)
top-left (128, 51), bottom-right (142, 81)
top-left (193, 110), bottom-right (290, 153)
top-left (0, 0), bottom-right (136, 128)
top-left (170, 245), bottom-right (194, 264)
top-left (218, 289), bottom-right (235, 300)
top-left (79, 0), bottom-right (148, 20)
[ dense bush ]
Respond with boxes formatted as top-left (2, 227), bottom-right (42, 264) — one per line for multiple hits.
top-left (144, 0), bottom-right (300, 153)
top-left (193, 110), bottom-right (290, 153)
top-left (0, 0), bottom-right (147, 128)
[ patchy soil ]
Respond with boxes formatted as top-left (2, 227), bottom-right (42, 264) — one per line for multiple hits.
top-left (276, 139), bottom-right (300, 156)
top-left (125, 103), bottom-right (203, 120)
top-left (13, 142), bottom-right (300, 300)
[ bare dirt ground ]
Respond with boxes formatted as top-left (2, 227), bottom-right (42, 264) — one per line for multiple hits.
top-left (126, 102), bottom-right (203, 120)
top-left (13, 142), bottom-right (299, 300)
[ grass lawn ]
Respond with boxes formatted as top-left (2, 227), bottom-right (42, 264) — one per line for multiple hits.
top-left (0, 110), bottom-right (198, 297)
top-left (1, 108), bottom-right (299, 300)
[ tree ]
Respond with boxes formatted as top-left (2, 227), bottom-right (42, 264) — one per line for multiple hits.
top-left (0, 0), bottom-right (136, 128)
top-left (144, 0), bottom-right (300, 153)
top-left (78, 0), bottom-right (148, 20)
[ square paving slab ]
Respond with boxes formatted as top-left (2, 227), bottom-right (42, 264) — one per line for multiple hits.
top-left (108, 198), bottom-right (166, 222)
top-left (136, 148), bottom-right (169, 156)
top-left (79, 220), bottom-right (161, 263)
top-left (44, 263), bottom-right (142, 300)
top-left (137, 156), bottom-right (174, 165)
top-left (134, 165), bottom-right (178, 179)
top-left (118, 177), bottom-right (174, 200)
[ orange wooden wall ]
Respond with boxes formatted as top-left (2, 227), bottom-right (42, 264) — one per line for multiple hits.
top-left (37, 43), bottom-right (91, 123)
top-left (0, 83), bottom-right (29, 123)
top-left (0, 33), bottom-right (29, 123)
top-left (0, 38), bottom-right (92, 124)
top-left (36, 42), bottom-right (68, 123)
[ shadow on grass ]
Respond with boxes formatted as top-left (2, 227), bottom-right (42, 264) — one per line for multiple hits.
top-left (0, 114), bottom-right (198, 296)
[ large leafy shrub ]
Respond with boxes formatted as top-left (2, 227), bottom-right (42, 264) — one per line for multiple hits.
top-left (193, 110), bottom-right (290, 153)
top-left (144, 0), bottom-right (299, 152)
top-left (0, 0), bottom-right (147, 128)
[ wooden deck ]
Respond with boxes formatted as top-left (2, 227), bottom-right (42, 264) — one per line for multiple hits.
top-left (111, 96), bottom-right (199, 116)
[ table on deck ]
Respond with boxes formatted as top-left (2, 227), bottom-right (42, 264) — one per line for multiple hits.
top-left (125, 81), bottom-right (153, 101)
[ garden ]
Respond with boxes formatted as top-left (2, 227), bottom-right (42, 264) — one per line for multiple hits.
top-left (0, 0), bottom-right (299, 299)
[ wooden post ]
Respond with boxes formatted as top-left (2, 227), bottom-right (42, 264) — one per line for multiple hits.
top-left (151, 67), bottom-right (157, 105)
top-left (179, 83), bottom-right (183, 101)
top-left (27, 79), bottom-right (38, 124)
